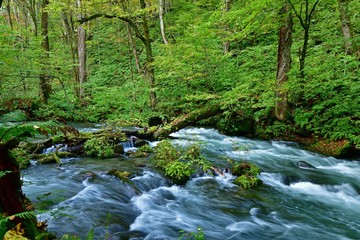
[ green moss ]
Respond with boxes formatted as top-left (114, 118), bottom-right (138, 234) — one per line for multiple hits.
top-left (152, 141), bottom-right (212, 185)
top-left (231, 162), bottom-right (262, 189)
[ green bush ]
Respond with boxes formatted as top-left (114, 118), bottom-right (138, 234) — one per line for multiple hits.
top-left (153, 141), bottom-right (212, 184)
top-left (84, 137), bottom-right (114, 158)
top-left (231, 162), bottom-right (262, 189)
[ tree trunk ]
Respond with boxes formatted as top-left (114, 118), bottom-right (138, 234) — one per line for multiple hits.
top-left (337, 0), bottom-right (353, 55)
top-left (223, 0), bottom-right (231, 54)
top-left (40, 0), bottom-right (51, 103)
top-left (62, 12), bottom-right (81, 97)
top-left (127, 24), bottom-right (142, 74)
top-left (77, 25), bottom-right (86, 98)
top-left (275, 2), bottom-right (293, 121)
top-left (299, 26), bottom-right (308, 79)
top-left (77, 0), bottom-right (86, 99)
top-left (288, 0), bottom-right (319, 79)
top-left (0, 143), bottom-right (40, 239)
top-left (6, 0), bottom-right (13, 30)
top-left (159, 0), bottom-right (169, 45)
top-left (140, 0), bottom-right (157, 108)
top-left (29, 0), bottom-right (38, 36)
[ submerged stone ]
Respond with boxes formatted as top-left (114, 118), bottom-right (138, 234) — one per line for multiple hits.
top-left (296, 161), bottom-right (316, 169)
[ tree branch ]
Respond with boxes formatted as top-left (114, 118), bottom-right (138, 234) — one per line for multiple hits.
top-left (78, 13), bottom-right (146, 45)
top-left (287, 0), bottom-right (306, 29)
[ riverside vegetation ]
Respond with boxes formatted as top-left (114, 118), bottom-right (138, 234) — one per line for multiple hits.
top-left (0, 0), bottom-right (359, 238)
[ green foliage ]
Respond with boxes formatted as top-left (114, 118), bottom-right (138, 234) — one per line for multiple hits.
top-left (179, 227), bottom-right (205, 240)
top-left (0, 211), bottom-right (37, 239)
top-left (132, 144), bottom-right (153, 157)
top-left (10, 148), bottom-right (31, 169)
top-left (0, 171), bottom-right (12, 179)
top-left (0, 110), bottom-right (27, 122)
top-left (0, 121), bottom-right (59, 143)
top-left (84, 136), bottom-right (115, 158)
top-left (233, 175), bottom-right (262, 189)
top-left (231, 162), bottom-right (262, 189)
top-left (153, 141), bottom-right (212, 184)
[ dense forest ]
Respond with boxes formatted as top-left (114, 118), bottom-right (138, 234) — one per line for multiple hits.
top-left (1, 0), bottom-right (359, 147)
top-left (0, 0), bottom-right (360, 238)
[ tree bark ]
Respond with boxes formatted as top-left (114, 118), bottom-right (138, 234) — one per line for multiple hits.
top-left (77, 25), bottom-right (86, 98)
top-left (337, 0), bottom-right (353, 55)
top-left (275, 2), bottom-right (293, 121)
top-left (223, 0), bottom-right (231, 54)
top-left (0, 142), bottom-right (40, 239)
top-left (62, 12), bottom-right (81, 96)
top-left (140, 0), bottom-right (158, 108)
top-left (127, 24), bottom-right (142, 74)
top-left (6, 0), bottom-right (13, 30)
top-left (39, 0), bottom-right (52, 103)
top-left (159, 0), bottom-right (169, 45)
top-left (77, 0), bottom-right (86, 99)
top-left (288, 0), bottom-right (319, 79)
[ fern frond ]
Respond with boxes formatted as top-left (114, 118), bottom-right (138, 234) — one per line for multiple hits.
top-left (0, 171), bottom-right (12, 179)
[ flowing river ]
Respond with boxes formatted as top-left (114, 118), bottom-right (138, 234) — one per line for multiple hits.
top-left (22, 127), bottom-right (360, 239)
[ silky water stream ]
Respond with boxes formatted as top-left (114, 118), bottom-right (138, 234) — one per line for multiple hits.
top-left (22, 127), bottom-right (360, 239)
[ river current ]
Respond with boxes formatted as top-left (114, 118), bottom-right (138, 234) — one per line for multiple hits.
top-left (22, 127), bottom-right (360, 239)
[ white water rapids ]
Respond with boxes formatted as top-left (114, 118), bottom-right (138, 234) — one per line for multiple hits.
top-left (22, 127), bottom-right (360, 239)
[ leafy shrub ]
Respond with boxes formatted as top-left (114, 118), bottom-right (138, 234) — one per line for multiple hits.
top-left (84, 137), bottom-right (114, 158)
top-left (231, 162), bottom-right (262, 189)
top-left (132, 144), bottom-right (153, 158)
top-left (153, 141), bottom-right (212, 184)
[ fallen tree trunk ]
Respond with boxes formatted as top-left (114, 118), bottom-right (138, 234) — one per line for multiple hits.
top-left (154, 103), bottom-right (223, 139)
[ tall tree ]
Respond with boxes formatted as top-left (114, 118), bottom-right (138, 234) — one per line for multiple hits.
top-left (275, 2), bottom-right (293, 121)
top-left (39, 0), bottom-right (52, 103)
top-left (223, 0), bottom-right (231, 54)
top-left (159, 0), bottom-right (169, 45)
top-left (337, 0), bottom-right (353, 55)
top-left (77, 0), bottom-right (86, 99)
top-left (288, 0), bottom-right (319, 78)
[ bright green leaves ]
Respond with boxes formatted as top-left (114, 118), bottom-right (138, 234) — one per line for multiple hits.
top-left (152, 140), bottom-right (212, 185)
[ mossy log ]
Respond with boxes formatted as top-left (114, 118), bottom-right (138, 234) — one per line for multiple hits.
top-left (32, 152), bottom-right (75, 164)
top-left (154, 103), bottom-right (222, 139)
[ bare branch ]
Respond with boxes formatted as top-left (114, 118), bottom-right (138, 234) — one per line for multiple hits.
top-left (78, 13), bottom-right (146, 44)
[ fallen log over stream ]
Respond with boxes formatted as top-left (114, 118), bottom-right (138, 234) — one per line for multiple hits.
top-left (153, 103), bottom-right (223, 139)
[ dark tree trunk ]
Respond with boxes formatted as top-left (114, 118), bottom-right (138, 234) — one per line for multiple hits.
top-left (40, 0), bottom-right (52, 103)
top-left (0, 143), bottom-right (39, 239)
top-left (337, 0), bottom-right (353, 55)
top-left (276, 2), bottom-right (293, 121)
top-left (6, 0), bottom-right (13, 30)
top-left (288, 0), bottom-right (319, 79)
